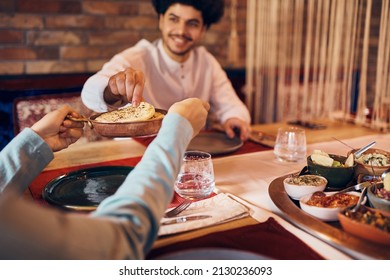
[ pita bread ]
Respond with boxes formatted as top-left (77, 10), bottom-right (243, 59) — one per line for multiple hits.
top-left (150, 111), bottom-right (165, 120)
top-left (95, 102), bottom-right (156, 123)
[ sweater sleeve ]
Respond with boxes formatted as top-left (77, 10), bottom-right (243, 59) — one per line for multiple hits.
top-left (91, 113), bottom-right (193, 257)
top-left (0, 128), bottom-right (53, 195)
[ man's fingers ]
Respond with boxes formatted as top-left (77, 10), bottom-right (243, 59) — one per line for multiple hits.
top-left (130, 71), bottom-right (145, 107)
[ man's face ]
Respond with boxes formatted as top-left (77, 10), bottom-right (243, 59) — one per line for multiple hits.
top-left (159, 4), bottom-right (206, 62)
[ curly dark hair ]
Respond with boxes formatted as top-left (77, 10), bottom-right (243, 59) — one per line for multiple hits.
top-left (151, 0), bottom-right (225, 29)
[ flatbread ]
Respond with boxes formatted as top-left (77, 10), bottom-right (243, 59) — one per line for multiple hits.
top-left (150, 111), bottom-right (165, 120)
top-left (95, 102), bottom-right (155, 123)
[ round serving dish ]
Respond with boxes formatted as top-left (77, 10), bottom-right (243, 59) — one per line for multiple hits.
top-left (351, 148), bottom-right (390, 177)
top-left (68, 108), bottom-right (167, 138)
top-left (283, 175), bottom-right (327, 200)
top-left (367, 183), bottom-right (390, 212)
top-left (307, 154), bottom-right (355, 189)
top-left (299, 191), bottom-right (363, 222)
top-left (338, 205), bottom-right (390, 245)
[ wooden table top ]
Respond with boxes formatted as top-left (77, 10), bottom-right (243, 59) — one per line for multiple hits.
top-left (250, 119), bottom-right (381, 144)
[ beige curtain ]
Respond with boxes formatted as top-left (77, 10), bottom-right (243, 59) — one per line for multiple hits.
top-left (370, 0), bottom-right (390, 130)
top-left (246, 0), bottom-right (390, 131)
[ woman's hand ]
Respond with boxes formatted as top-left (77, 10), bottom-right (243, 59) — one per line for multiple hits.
top-left (168, 98), bottom-right (210, 138)
top-left (31, 105), bottom-right (85, 152)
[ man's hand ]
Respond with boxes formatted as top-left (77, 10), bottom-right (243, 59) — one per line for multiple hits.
top-left (31, 105), bottom-right (84, 152)
top-left (223, 118), bottom-right (250, 141)
top-left (104, 67), bottom-right (145, 107)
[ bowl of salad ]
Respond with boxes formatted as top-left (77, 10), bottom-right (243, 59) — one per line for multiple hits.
top-left (351, 148), bottom-right (390, 177)
top-left (307, 150), bottom-right (355, 189)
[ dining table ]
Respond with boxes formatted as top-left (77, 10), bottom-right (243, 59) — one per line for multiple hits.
top-left (26, 118), bottom-right (390, 260)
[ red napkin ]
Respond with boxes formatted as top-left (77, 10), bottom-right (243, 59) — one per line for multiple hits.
top-left (147, 217), bottom-right (324, 260)
top-left (28, 155), bottom-right (212, 209)
top-left (133, 133), bottom-right (271, 158)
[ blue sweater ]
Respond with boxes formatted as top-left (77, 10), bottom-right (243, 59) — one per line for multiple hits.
top-left (0, 113), bottom-right (192, 259)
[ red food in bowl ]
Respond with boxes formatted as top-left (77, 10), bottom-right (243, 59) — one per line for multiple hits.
top-left (306, 191), bottom-right (359, 208)
top-left (299, 191), bottom-right (362, 222)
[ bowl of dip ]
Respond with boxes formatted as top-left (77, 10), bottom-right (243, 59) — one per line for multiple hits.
top-left (283, 175), bottom-right (327, 200)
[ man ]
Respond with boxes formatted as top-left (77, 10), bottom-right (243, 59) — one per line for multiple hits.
top-left (81, 0), bottom-right (251, 140)
top-left (0, 98), bottom-right (209, 259)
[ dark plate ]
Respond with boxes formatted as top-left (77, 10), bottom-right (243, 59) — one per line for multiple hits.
top-left (187, 132), bottom-right (243, 155)
top-left (155, 248), bottom-right (269, 260)
top-left (42, 166), bottom-right (133, 211)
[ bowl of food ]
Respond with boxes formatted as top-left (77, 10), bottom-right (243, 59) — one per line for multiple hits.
top-left (299, 191), bottom-right (362, 222)
top-left (307, 150), bottom-right (355, 189)
top-left (352, 148), bottom-right (390, 177)
top-left (338, 205), bottom-right (390, 245)
top-left (283, 175), bottom-right (327, 200)
top-left (367, 182), bottom-right (390, 212)
top-left (68, 102), bottom-right (167, 137)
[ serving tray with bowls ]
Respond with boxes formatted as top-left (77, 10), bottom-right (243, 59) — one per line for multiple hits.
top-left (269, 174), bottom-right (390, 259)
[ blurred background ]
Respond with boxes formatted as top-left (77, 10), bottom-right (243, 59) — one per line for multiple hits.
top-left (0, 0), bottom-right (389, 149)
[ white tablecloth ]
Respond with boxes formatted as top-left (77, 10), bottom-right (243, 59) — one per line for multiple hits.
top-left (213, 133), bottom-right (389, 259)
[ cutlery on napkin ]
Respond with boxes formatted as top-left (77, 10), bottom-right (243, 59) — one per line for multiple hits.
top-left (158, 193), bottom-right (250, 236)
top-left (161, 215), bottom-right (212, 225)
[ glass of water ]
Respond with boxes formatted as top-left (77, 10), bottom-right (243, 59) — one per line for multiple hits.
top-left (174, 151), bottom-right (215, 199)
top-left (273, 127), bottom-right (307, 162)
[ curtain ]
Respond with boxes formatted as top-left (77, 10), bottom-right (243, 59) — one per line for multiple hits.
top-left (246, 0), bottom-right (390, 131)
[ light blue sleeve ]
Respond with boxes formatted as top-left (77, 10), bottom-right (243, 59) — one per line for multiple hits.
top-left (91, 113), bottom-right (193, 258)
top-left (0, 128), bottom-right (53, 194)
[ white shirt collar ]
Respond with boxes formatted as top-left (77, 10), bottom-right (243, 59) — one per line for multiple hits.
top-left (156, 39), bottom-right (194, 71)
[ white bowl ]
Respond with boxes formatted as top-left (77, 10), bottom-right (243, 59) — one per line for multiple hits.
top-left (299, 191), bottom-right (365, 222)
top-left (283, 175), bottom-right (327, 200)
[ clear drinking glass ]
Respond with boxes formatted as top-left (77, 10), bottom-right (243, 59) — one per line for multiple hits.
top-left (174, 151), bottom-right (215, 199)
top-left (273, 127), bottom-right (307, 162)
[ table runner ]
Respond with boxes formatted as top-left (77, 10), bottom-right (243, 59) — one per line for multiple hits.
top-left (147, 217), bottom-right (324, 260)
top-left (29, 159), bottom-right (219, 209)
top-left (133, 134), bottom-right (271, 157)
top-left (28, 156), bottom-right (203, 208)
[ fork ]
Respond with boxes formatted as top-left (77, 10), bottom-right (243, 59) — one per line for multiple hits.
top-left (164, 199), bottom-right (192, 218)
top-left (336, 181), bottom-right (372, 194)
top-left (349, 187), bottom-right (368, 213)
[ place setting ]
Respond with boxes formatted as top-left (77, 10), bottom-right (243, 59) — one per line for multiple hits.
top-left (39, 150), bottom-right (251, 234)
top-left (159, 150), bottom-right (250, 236)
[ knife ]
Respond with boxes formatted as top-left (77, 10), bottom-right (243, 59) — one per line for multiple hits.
top-left (161, 215), bottom-right (212, 226)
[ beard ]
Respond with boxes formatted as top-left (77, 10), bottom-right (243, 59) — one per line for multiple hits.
top-left (164, 34), bottom-right (195, 57)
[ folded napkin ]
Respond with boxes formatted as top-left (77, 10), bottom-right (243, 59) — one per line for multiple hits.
top-left (158, 193), bottom-right (250, 236)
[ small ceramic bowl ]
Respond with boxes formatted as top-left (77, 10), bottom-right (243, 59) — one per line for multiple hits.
top-left (283, 175), bottom-right (327, 200)
top-left (299, 191), bottom-right (363, 222)
top-left (338, 205), bottom-right (390, 245)
top-left (307, 154), bottom-right (356, 189)
top-left (351, 148), bottom-right (390, 177)
top-left (367, 183), bottom-right (390, 212)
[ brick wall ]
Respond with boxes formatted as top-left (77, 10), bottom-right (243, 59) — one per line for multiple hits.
top-left (0, 0), bottom-right (247, 75)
